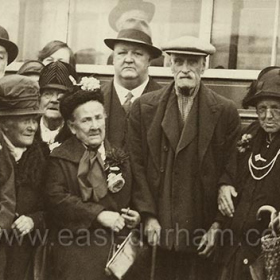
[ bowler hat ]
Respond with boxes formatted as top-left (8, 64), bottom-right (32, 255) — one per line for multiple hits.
top-left (39, 61), bottom-right (77, 92)
top-left (104, 18), bottom-right (162, 59)
top-left (161, 35), bottom-right (216, 56)
top-left (0, 74), bottom-right (42, 116)
top-left (109, 0), bottom-right (155, 31)
top-left (0, 26), bottom-right (18, 65)
top-left (243, 66), bottom-right (280, 107)
top-left (18, 60), bottom-right (45, 76)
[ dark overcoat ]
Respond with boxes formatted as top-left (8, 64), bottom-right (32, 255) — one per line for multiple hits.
top-left (129, 81), bottom-right (241, 245)
top-left (101, 77), bottom-right (161, 150)
top-left (1, 136), bottom-right (46, 280)
top-left (44, 136), bottom-right (132, 280)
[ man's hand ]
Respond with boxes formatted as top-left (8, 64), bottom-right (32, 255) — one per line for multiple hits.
top-left (197, 222), bottom-right (221, 258)
top-left (97, 211), bottom-right (125, 232)
top-left (121, 208), bottom-right (141, 229)
top-left (144, 216), bottom-right (161, 246)
top-left (12, 215), bottom-right (34, 236)
top-left (218, 185), bottom-right (237, 217)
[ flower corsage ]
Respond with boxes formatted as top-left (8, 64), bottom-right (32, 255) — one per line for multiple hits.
top-left (237, 133), bottom-right (252, 153)
top-left (70, 75), bottom-right (100, 91)
top-left (104, 148), bottom-right (129, 193)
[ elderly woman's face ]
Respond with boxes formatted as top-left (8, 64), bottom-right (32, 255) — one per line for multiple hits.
top-left (68, 100), bottom-right (106, 148)
top-left (2, 115), bottom-right (38, 147)
top-left (256, 99), bottom-right (280, 134)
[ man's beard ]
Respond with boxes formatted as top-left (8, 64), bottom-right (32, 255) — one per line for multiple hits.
top-left (177, 86), bottom-right (192, 96)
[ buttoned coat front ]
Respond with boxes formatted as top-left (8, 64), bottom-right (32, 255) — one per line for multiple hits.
top-left (129, 81), bottom-right (241, 247)
top-left (101, 77), bottom-right (161, 150)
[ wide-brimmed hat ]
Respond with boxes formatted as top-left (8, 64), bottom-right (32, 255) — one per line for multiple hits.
top-left (39, 61), bottom-right (77, 92)
top-left (243, 66), bottom-right (280, 107)
top-left (109, 0), bottom-right (155, 31)
top-left (18, 60), bottom-right (45, 76)
top-left (0, 26), bottom-right (18, 65)
top-left (0, 74), bottom-right (42, 116)
top-left (104, 18), bottom-right (162, 59)
top-left (161, 35), bottom-right (216, 56)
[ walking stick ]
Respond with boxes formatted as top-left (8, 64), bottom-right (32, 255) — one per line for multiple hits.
top-left (150, 233), bottom-right (158, 280)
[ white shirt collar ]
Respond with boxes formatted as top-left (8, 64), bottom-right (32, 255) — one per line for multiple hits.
top-left (113, 78), bottom-right (149, 105)
top-left (2, 133), bottom-right (27, 162)
top-left (40, 117), bottom-right (63, 145)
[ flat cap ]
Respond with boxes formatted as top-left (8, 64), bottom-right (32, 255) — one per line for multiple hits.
top-left (18, 60), bottom-right (44, 76)
top-left (161, 35), bottom-right (216, 56)
top-left (0, 74), bottom-right (42, 116)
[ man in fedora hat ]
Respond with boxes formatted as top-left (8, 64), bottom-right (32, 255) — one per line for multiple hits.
top-left (0, 26), bottom-right (18, 78)
top-left (128, 35), bottom-right (241, 280)
top-left (37, 60), bottom-right (77, 152)
top-left (102, 18), bottom-right (162, 150)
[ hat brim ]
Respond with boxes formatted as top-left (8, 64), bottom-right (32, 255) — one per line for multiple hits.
top-left (0, 38), bottom-right (18, 65)
top-left (244, 91), bottom-right (280, 107)
top-left (109, 2), bottom-right (155, 31)
top-left (0, 108), bottom-right (43, 117)
top-left (40, 84), bottom-right (70, 92)
top-left (164, 50), bottom-right (210, 56)
top-left (104, 38), bottom-right (162, 59)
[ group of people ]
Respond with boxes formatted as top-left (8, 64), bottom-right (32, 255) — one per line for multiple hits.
top-left (0, 15), bottom-right (279, 280)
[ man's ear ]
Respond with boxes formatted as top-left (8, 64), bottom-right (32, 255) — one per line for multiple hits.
top-left (201, 57), bottom-right (206, 74)
top-left (67, 120), bottom-right (76, 135)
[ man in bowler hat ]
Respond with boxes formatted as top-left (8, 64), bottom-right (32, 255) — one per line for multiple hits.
top-left (0, 26), bottom-right (18, 78)
top-left (102, 18), bottom-right (162, 150)
top-left (128, 36), bottom-right (241, 280)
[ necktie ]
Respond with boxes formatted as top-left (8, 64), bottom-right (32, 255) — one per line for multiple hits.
top-left (77, 149), bottom-right (108, 202)
top-left (123, 92), bottom-right (133, 114)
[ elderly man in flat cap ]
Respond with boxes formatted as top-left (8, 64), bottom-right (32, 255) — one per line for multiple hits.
top-left (128, 36), bottom-right (241, 280)
top-left (102, 18), bottom-right (162, 151)
top-left (0, 26), bottom-right (18, 78)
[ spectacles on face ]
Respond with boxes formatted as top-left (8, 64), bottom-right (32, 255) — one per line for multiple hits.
top-left (41, 91), bottom-right (65, 101)
top-left (256, 107), bottom-right (280, 118)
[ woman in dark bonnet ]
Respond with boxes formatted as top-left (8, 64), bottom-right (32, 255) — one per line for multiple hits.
top-left (0, 74), bottom-right (46, 280)
top-left (44, 87), bottom-right (140, 280)
top-left (218, 66), bottom-right (280, 280)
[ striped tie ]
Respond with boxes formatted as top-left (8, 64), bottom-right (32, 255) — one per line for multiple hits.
top-left (123, 92), bottom-right (133, 114)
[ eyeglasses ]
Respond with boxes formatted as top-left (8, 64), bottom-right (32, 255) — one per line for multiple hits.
top-left (256, 107), bottom-right (280, 118)
top-left (41, 91), bottom-right (65, 101)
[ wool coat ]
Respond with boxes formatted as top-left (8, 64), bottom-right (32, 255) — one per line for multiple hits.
top-left (129, 81), bottom-right (241, 248)
top-left (44, 136), bottom-right (133, 280)
top-left (0, 133), bottom-right (47, 280)
top-left (101, 77), bottom-right (161, 150)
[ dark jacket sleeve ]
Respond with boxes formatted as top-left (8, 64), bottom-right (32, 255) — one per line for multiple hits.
top-left (128, 98), bottom-right (157, 218)
top-left (0, 139), bottom-right (16, 230)
top-left (215, 100), bottom-right (241, 225)
top-left (44, 158), bottom-right (105, 232)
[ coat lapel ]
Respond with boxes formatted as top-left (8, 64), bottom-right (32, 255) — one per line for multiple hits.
top-left (198, 84), bottom-right (222, 168)
top-left (161, 91), bottom-right (180, 152)
top-left (147, 83), bottom-right (175, 170)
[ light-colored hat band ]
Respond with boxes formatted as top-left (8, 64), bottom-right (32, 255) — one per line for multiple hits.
top-left (117, 29), bottom-right (153, 45)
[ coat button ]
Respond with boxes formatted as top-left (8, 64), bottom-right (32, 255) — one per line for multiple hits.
top-left (163, 145), bottom-right (168, 152)
top-left (160, 167), bottom-right (164, 173)
top-left (243, 258), bottom-right (248, 265)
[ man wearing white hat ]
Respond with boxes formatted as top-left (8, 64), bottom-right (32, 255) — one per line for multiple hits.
top-left (129, 36), bottom-right (241, 280)
top-left (0, 26), bottom-right (18, 78)
top-left (102, 18), bottom-right (162, 151)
